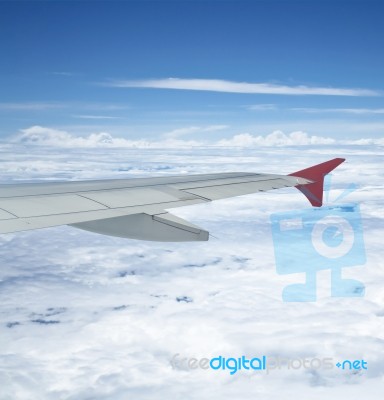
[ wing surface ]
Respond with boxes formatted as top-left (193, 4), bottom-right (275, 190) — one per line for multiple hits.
top-left (0, 158), bottom-right (345, 241)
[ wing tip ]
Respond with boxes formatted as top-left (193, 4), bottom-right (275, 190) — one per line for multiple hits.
top-left (289, 158), bottom-right (346, 207)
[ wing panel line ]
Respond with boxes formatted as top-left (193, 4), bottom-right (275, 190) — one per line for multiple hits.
top-left (0, 173), bottom-right (260, 198)
top-left (76, 194), bottom-right (111, 209)
top-left (181, 177), bottom-right (287, 191)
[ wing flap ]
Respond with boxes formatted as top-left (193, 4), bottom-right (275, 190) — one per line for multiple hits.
top-left (71, 212), bottom-right (209, 242)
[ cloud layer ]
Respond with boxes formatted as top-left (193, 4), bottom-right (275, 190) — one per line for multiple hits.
top-left (8, 125), bottom-right (384, 148)
top-left (0, 143), bottom-right (383, 399)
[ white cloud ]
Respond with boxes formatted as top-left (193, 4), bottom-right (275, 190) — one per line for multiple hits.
top-left (343, 137), bottom-right (384, 145)
top-left (164, 125), bottom-right (228, 139)
top-left (9, 125), bottom-right (384, 148)
top-left (14, 126), bottom-right (117, 147)
top-left (216, 131), bottom-right (336, 146)
top-left (106, 78), bottom-right (380, 96)
top-left (217, 132), bottom-right (384, 146)
top-left (12, 126), bottom-right (202, 148)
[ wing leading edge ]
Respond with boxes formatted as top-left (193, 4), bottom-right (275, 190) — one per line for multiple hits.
top-left (0, 158), bottom-right (345, 241)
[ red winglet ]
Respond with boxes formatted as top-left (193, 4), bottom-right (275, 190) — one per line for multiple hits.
top-left (289, 158), bottom-right (346, 207)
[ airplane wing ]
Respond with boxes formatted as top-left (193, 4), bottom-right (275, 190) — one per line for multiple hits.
top-left (0, 158), bottom-right (345, 241)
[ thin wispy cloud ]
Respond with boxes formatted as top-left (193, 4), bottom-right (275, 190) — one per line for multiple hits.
top-left (106, 78), bottom-right (379, 96)
top-left (247, 104), bottom-right (277, 111)
top-left (0, 102), bottom-right (130, 113)
top-left (84, 104), bottom-right (130, 111)
top-left (292, 107), bottom-right (384, 114)
top-left (73, 115), bottom-right (122, 120)
top-left (0, 102), bottom-right (65, 111)
top-left (50, 71), bottom-right (74, 77)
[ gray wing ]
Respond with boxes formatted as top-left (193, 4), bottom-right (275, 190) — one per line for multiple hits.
top-left (0, 171), bottom-right (310, 241)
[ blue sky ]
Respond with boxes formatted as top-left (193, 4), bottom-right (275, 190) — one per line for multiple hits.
top-left (1, 0), bottom-right (384, 141)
